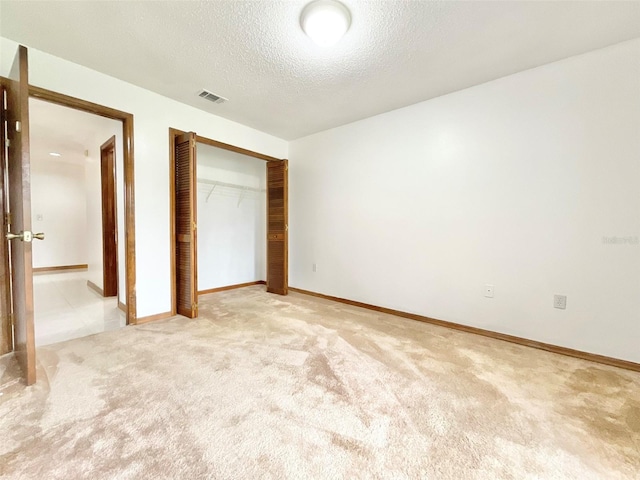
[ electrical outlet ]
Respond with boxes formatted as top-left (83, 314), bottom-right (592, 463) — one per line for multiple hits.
top-left (554, 295), bottom-right (567, 309)
top-left (312, 263), bottom-right (317, 273)
top-left (484, 284), bottom-right (494, 298)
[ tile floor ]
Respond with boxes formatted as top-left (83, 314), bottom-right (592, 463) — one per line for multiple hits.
top-left (33, 270), bottom-right (126, 347)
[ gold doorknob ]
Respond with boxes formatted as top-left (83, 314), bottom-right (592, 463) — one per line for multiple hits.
top-left (5, 231), bottom-right (45, 242)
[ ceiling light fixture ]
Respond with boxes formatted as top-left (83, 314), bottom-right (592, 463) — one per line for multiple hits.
top-left (49, 152), bottom-right (61, 157)
top-left (300, 0), bottom-right (351, 47)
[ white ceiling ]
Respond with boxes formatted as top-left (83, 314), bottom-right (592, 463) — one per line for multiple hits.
top-left (3, 1), bottom-right (640, 140)
top-left (29, 97), bottom-right (121, 165)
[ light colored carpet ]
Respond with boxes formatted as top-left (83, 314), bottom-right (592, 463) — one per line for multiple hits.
top-left (0, 286), bottom-right (638, 479)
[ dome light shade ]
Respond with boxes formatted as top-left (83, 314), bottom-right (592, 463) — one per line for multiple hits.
top-left (300, 0), bottom-right (351, 47)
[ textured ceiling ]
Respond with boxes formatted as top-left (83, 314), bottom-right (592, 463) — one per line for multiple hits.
top-left (2, 1), bottom-right (640, 140)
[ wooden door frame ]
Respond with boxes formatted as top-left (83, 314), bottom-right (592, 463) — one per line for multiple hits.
top-left (100, 135), bottom-right (118, 298)
top-left (168, 128), bottom-right (286, 315)
top-left (0, 77), bottom-right (137, 327)
top-left (0, 86), bottom-right (12, 355)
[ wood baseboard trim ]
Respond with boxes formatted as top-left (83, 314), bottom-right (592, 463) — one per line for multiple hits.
top-left (118, 301), bottom-right (127, 313)
top-left (86, 280), bottom-right (104, 296)
top-left (33, 264), bottom-right (88, 273)
top-left (289, 287), bottom-right (640, 373)
top-left (198, 280), bottom-right (266, 296)
top-left (135, 311), bottom-right (173, 325)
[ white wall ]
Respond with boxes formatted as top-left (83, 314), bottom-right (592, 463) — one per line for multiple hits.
top-left (0, 37), bottom-right (288, 317)
top-left (196, 144), bottom-right (266, 291)
top-left (84, 146), bottom-right (102, 289)
top-left (31, 159), bottom-right (86, 268)
top-left (289, 38), bottom-right (640, 363)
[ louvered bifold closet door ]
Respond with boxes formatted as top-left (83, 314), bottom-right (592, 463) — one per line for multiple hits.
top-left (175, 132), bottom-right (198, 317)
top-left (266, 160), bottom-right (288, 295)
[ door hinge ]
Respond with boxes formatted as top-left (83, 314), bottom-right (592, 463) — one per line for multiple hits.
top-left (192, 302), bottom-right (198, 313)
top-left (5, 139), bottom-right (10, 148)
top-left (5, 212), bottom-right (11, 226)
top-left (192, 221), bottom-right (197, 230)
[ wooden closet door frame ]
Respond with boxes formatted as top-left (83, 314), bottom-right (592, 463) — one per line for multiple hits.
top-left (168, 128), bottom-right (288, 315)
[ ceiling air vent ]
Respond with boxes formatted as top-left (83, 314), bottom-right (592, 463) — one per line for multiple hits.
top-left (198, 89), bottom-right (228, 104)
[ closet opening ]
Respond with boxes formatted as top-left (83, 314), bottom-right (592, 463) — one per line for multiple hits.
top-left (169, 129), bottom-right (288, 318)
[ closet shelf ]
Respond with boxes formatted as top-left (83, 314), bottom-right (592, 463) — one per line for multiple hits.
top-left (197, 178), bottom-right (265, 205)
top-left (197, 178), bottom-right (264, 192)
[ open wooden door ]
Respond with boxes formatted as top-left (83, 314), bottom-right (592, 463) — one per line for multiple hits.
top-left (266, 160), bottom-right (288, 295)
top-left (4, 45), bottom-right (38, 385)
top-left (173, 132), bottom-right (198, 317)
top-left (100, 136), bottom-right (118, 297)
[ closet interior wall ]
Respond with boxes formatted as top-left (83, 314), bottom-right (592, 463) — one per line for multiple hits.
top-left (196, 143), bottom-right (267, 293)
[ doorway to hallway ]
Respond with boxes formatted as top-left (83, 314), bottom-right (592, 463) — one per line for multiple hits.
top-left (28, 98), bottom-right (126, 346)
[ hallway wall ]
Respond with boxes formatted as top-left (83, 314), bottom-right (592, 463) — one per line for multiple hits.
top-left (31, 159), bottom-right (86, 269)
